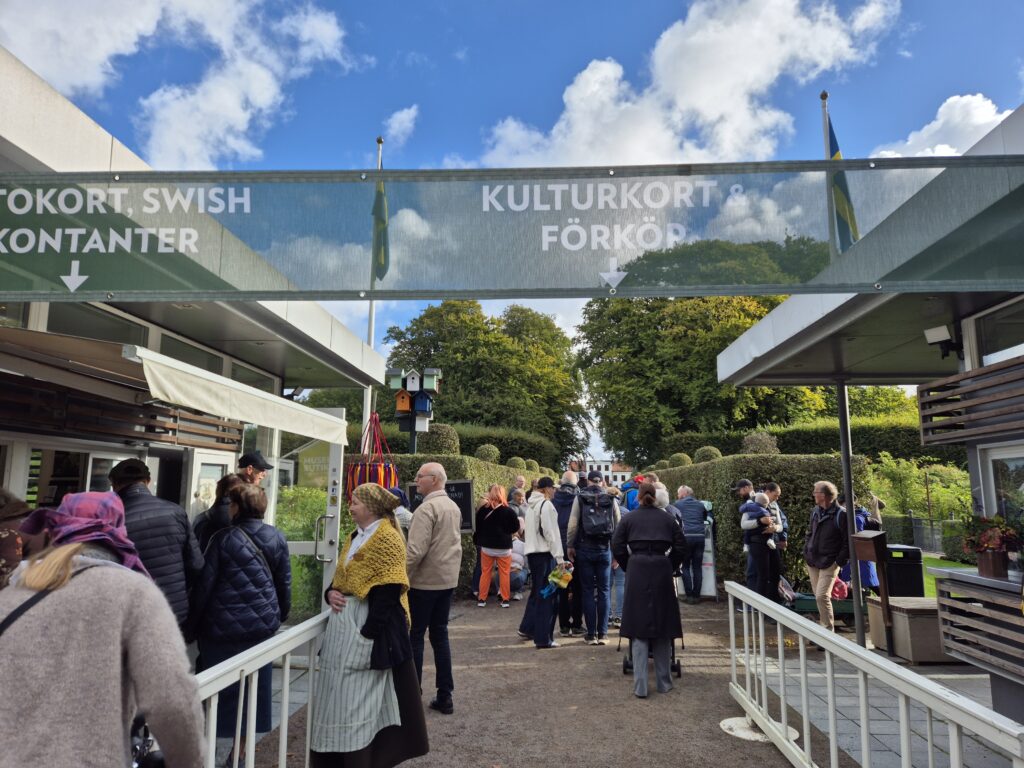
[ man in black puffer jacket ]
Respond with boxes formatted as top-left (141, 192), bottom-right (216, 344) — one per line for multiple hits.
top-left (110, 459), bottom-right (204, 634)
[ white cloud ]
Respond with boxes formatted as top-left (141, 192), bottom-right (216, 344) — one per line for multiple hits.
top-left (481, 0), bottom-right (900, 167)
top-left (0, 1), bottom-right (368, 170)
top-left (440, 153), bottom-right (478, 169)
top-left (871, 94), bottom-right (1011, 157)
top-left (384, 105), bottom-right (420, 149)
top-left (454, 47), bottom-right (468, 63)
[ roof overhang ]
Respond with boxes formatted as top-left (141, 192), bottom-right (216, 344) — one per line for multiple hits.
top-left (0, 327), bottom-right (346, 443)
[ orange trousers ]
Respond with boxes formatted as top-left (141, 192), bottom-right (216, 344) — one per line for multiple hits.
top-left (478, 552), bottom-right (512, 601)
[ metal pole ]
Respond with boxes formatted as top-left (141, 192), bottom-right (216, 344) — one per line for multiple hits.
top-left (836, 380), bottom-right (865, 646)
top-left (409, 430), bottom-right (417, 454)
top-left (361, 138), bottom-right (384, 455)
top-left (821, 91), bottom-right (840, 264)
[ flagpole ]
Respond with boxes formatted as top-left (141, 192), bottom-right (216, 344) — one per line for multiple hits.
top-left (361, 137), bottom-right (383, 455)
top-left (821, 91), bottom-right (840, 264)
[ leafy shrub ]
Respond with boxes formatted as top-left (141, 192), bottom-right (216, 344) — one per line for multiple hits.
top-left (474, 443), bottom-right (501, 463)
top-left (655, 460), bottom-right (670, 470)
top-left (668, 452), bottom-right (692, 467)
top-left (657, 453), bottom-right (870, 588)
top-left (525, 459), bottom-right (540, 472)
top-left (417, 423), bottom-right (460, 455)
top-left (881, 512), bottom-right (914, 546)
top-left (869, 452), bottom-right (971, 520)
top-left (741, 431), bottom-right (780, 455)
top-left (693, 446), bottom-right (722, 463)
top-left (507, 456), bottom-right (527, 469)
top-left (942, 520), bottom-right (975, 564)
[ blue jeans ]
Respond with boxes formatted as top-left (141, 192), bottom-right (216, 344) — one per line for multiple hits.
top-left (681, 536), bottom-right (705, 597)
top-left (611, 564), bottom-right (625, 618)
top-left (576, 546), bottom-right (612, 637)
top-left (408, 588), bottom-right (454, 699)
top-left (510, 569), bottom-right (527, 593)
top-left (746, 548), bottom-right (757, 590)
top-left (520, 553), bottom-right (557, 647)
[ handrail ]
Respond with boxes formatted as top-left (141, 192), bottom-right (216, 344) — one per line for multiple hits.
top-left (195, 611), bottom-right (330, 768)
top-left (725, 581), bottom-right (1024, 766)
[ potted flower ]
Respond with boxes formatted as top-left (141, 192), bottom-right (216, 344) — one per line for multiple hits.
top-left (962, 515), bottom-right (1021, 578)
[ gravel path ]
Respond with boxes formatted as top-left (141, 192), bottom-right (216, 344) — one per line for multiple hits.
top-left (255, 596), bottom-right (795, 768)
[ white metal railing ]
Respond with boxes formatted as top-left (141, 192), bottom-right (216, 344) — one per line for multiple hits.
top-left (725, 581), bottom-right (1024, 768)
top-left (195, 612), bottom-right (329, 768)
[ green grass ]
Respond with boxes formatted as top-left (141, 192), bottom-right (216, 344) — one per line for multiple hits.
top-left (922, 555), bottom-right (971, 598)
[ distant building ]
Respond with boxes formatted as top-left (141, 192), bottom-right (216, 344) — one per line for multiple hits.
top-left (568, 459), bottom-right (635, 486)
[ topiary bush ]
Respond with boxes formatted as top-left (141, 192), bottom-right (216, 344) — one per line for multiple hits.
top-left (693, 446), bottom-right (722, 463)
top-left (474, 443), bottom-right (501, 463)
top-left (452, 423), bottom-right (561, 469)
top-left (669, 452), bottom-right (692, 467)
top-left (507, 456), bottom-right (527, 469)
top-left (524, 459), bottom-right (540, 472)
top-left (741, 431), bottom-right (780, 455)
top-left (654, 460), bottom-right (670, 470)
top-left (417, 423), bottom-right (460, 455)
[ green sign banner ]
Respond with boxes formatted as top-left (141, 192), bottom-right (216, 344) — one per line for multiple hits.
top-left (0, 156), bottom-right (1021, 301)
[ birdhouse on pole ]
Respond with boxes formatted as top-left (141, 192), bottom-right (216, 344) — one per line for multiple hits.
top-left (404, 369), bottom-right (421, 393)
top-left (412, 391), bottom-right (433, 415)
top-left (387, 367), bottom-right (405, 390)
top-left (422, 368), bottom-right (442, 394)
top-left (395, 389), bottom-right (412, 413)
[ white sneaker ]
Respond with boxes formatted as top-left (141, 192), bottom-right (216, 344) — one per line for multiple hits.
top-left (477, 601), bottom-right (486, 607)
top-left (512, 592), bottom-right (523, 601)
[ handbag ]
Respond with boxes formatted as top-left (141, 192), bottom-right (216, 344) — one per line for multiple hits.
top-left (131, 716), bottom-right (166, 768)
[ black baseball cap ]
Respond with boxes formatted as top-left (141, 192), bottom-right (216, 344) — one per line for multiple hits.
top-left (109, 458), bottom-right (151, 485)
top-left (536, 476), bottom-right (555, 489)
top-left (239, 451), bottom-right (274, 471)
top-left (587, 470), bottom-right (604, 482)
top-left (731, 478), bottom-right (753, 491)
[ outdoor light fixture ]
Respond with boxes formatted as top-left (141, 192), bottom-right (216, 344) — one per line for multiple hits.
top-left (924, 324), bottom-right (963, 360)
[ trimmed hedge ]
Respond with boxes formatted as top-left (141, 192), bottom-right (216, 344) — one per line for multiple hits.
top-left (693, 446), bottom-right (722, 463)
top-left (657, 453), bottom-right (871, 588)
top-left (474, 443), bottom-right (501, 463)
top-left (507, 456), bottom-right (527, 469)
top-left (450, 423), bottom-right (561, 469)
top-left (525, 459), bottom-right (540, 472)
top-left (742, 431), bottom-right (780, 455)
top-left (665, 416), bottom-right (967, 466)
top-left (668, 452), bottom-right (692, 467)
top-left (418, 423), bottom-right (460, 455)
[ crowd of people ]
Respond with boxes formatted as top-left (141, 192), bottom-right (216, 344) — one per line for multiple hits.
top-left (0, 445), bottom-right (884, 765)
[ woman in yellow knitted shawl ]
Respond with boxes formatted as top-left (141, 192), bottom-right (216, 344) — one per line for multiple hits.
top-left (310, 483), bottom-right (429, 768)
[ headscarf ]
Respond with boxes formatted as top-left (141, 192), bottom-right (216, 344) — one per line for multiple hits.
top-left (352, 483), bottom-right (401, 519)
top-left (19, 491), bottom-right (150, 577)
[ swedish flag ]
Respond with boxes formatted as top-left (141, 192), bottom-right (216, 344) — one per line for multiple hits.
top-left (828, 116), bottom-right (860, 252)
top-left (371, 176), bottom-right (389, 281)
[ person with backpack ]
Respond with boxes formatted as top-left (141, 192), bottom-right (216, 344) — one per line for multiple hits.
top-left (803, 480), bottom-right (849, 633)
top-left (551, 471), bottom-right (584, 637)
top-left (566, 470), bottom-right (621, 645)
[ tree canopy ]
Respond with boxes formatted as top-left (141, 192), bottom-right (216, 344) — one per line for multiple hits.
top-left (383, 301), bottom-right (588, 462)
top-left (576, 295), bottom-right (827, 466)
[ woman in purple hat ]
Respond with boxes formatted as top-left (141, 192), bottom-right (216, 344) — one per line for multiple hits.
top-left (1, 491), bottom-right (205, 766)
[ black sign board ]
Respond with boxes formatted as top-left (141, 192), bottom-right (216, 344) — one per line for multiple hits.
top-left (407, 479), bottom-right (475, 532)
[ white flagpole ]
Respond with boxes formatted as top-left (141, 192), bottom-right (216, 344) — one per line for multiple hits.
top-left (821, 91), bottom-right (840, 264)
top-left (361, 137), bottom-right (383, 455)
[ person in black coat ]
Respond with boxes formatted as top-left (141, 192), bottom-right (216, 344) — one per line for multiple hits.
top-left (192, 473), bottom-right (245, 553)
top-left (109, 458), bottom-right (203, 634)
top-left (191, 483), bottom-right (291, 758)
top-left (612, 481), bottom-right (687, 698)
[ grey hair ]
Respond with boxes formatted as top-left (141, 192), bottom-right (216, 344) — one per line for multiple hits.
top-left (434, 465), bottom-right (448, 486)
top-left (654, 487), bottom-right (671, 509)
top-left (754, 492), bottom-right (770, 506)
top-left (561, 470), bottom-right (578, 485)
top-left (677, 485), bottom-right (692, 498)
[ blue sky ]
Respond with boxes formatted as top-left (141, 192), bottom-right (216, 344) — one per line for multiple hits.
top-left (2, 0), bottom-right (1022, 458)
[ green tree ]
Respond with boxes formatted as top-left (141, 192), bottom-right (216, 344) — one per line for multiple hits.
top-left (820, 386), bottom-right (918, 420)
top-left (384, 301), bottom-right (587, 462)
top-left (576, 296), bottom-right (826, 466)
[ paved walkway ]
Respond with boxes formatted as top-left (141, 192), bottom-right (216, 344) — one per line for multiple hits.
top-left (226, 598), bottom-right (1014, 768)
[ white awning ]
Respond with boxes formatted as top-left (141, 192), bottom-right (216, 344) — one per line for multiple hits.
top-left (123, 345), bottom-right (347, 444)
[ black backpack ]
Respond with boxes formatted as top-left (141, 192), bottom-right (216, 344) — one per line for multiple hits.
top-left (579, 490), bottom-right (615, 542)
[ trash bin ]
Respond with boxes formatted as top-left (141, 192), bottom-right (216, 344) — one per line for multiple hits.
top-left (885, 544), bottom-right (924, 597)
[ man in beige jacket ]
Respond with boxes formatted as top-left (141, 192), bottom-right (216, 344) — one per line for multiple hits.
top-left (406, 461), bottom-right (463, 715)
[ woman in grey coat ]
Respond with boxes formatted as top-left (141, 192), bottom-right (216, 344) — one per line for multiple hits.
top-left (611, 481), bottom-right (687, 698)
